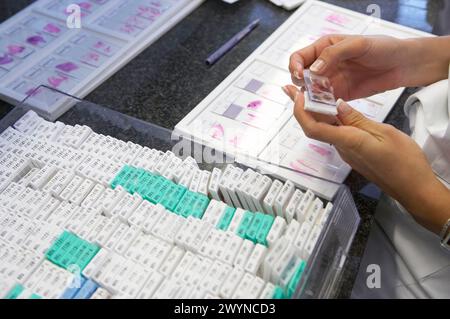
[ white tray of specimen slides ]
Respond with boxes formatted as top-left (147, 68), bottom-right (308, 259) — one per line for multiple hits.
top-left (0, 0), bottom-right (203, 121)
top-left (175, 0), bottom-right (432, 200)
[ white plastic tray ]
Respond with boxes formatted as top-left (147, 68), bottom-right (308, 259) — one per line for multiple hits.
top-left (0, 0), bottom-right (203, 121)
top-left (174, 0), bottom-right (432, 200)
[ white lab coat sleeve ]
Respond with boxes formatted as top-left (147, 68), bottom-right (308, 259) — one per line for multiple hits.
top-left (352, 67), bottom-right (450, 299)
top-left (404, 74), bottom-right (450, 185)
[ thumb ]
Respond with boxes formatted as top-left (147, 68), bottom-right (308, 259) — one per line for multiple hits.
top-left (336, 99), bottom-right (377, 130)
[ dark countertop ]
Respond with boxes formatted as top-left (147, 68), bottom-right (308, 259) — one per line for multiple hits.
top-left (0, 0), bottom-right (448, 298)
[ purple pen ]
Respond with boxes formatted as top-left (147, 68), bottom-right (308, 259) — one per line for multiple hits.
top-left (206, 19), bottom-right (260, 66)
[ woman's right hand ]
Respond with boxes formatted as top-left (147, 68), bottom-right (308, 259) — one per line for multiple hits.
top-left (289, 34), bottom-right (450, 101)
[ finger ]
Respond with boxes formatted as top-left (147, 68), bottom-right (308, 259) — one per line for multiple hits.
top-left (311, 36), bottom-right (370, 74)
top-left (289, 35), bottom-right (341, 79)
top-left (289, 52), bottom-right (305, 81)
top-left (282, 84), bottom-right (302, 103)
top-left (336, 99), bottom-right (382, 137)
top-left (290, 75), bottom-right (305, 87)
top-left (284, 84), bottom-right (336, 124)
top-left (282, 85), bottom-right (359, 146)
top-left (313, 113), bottom-right (339, 125)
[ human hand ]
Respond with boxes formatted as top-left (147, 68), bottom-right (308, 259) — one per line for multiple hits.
top-left (289, 35), bottom-right (450, 101)
top-left (283, 85), bottom-right (450, 234)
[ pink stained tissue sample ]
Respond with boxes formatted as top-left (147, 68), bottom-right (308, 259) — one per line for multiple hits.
top-left (210, 123), bottom-right (224, 140)
top-left (7, 45), bottom-right (25, 55)
top-left (308, 143), bottom-right (332, 157)
top-left (56, 62), bottom-right (78, 73)
top-left (138, 6), bottom-right (162, 20)
top-left (289, 161), bottom-right (306, 174)
top-left (84, 52), bottom-right (100, 62)
top-left (47, 74), bottom-right (68, 88)
top-left (228, 135), bottom-right (241, 148)
top-left (247, 100), bottom-right (262, 110)
top-left (93, 40), bottom-right (112, 54)
top-left (120, 23), bottom-right (137, 35)
top-left (326, 13), bottom-right (350, 26)
top-left (44, 23), bottom-right (61, 35)
top-left (290, 159), bottom-right (319, 174)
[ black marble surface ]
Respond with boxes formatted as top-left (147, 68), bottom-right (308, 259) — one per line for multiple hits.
top-left (0, 0), bottom-right (449, 298)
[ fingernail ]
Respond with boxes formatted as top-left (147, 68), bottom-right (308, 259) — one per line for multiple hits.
top-left (310, 59), bottom-right (325, 73)
top-left (294, 89), bottom-right (300, 102)
top-left (336, 98), bottom-right (352, 116)
top-left (295, 62), bottom-right (303, 79)
top-left (282, 85), bottom-right (289, 95)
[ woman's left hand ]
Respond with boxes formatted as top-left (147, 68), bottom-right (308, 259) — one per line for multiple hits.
top-left (283, 85), bottom-right (450, 235)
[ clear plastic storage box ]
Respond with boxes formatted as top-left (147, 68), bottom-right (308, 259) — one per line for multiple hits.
top-left (0, 86), bottom-right (361, 298)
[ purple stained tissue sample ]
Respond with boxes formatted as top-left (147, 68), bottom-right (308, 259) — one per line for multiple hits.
top-left (56, 62), bottom-right (78, 73)
top-left (25, 87), bottom-right (39, 97)
top-left (26, 35), bottom-right (46, 46)
top-left (0, 53), bottom-right (13, 65)
top-left (94, 41), bottom-right (104, 49)
top-left (78, 2), bottom-right (92, 10)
